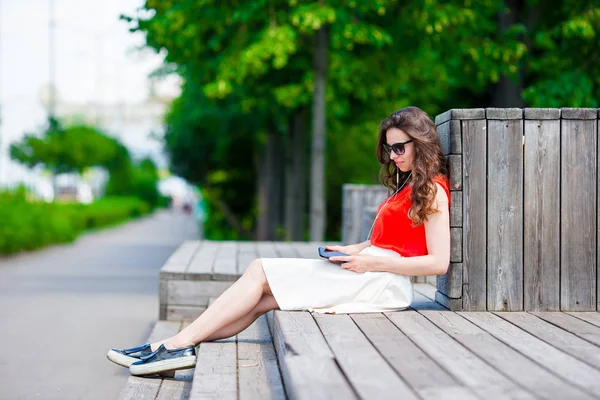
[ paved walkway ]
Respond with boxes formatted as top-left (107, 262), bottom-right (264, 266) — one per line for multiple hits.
top-left (0, 210), bottom-right (200, 400)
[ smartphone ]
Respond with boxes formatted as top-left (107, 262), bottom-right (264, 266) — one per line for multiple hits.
top-left (318, 247), bottom-right (350, 259)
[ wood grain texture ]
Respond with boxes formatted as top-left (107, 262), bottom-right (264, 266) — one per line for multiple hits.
top-left (485, 108), bottom-right (523, 120)
top-left (487, 119), bottom-right (524, 311)
top-left (446, 155), bottom-right (462, 191)
top-left (523, 108), bottom-right (560, 120)
top-left (167, 281), bottom-right (233, 306)
top-left (255, 241), bottom-right (279, 258)
top-left (566, 312), bottom-right (600, 328)
top-left (437, 120), bottom-right (451, 155)
top-left (450, 119), bottom-right (462, 154)
top-left (238, 315), bottom-right (286, 400)
top-left (462, 312), bottom-right (600, 395)
top-left (435, 108), bottom-right (485, 125)
top-left (314, 314), bottom-right (418, 400)
top-left (450, 191), bottom-right (462, 227)
top-left (341, 185), bottom-right (388, 244)
top-left (386, 310), bottom-right (534, 399)
top-left (462, 119), bottom-right (487, 310)
top-left (435, 291), bottom-right (463, 311)
top-left (436, 263), bottom-right (462, 299)
top-left (352, 313), bottom-right (478, 400)
top-left (271, 311), bottom-right (354, 400)
top-left (160, 241), bottom-right (202, 280)
top-left (531, 312), bottom-right (600, 348)
top-left (190, 340), bottom-right (237, 400)
top-left (524, 119), bottom-right (560, 311)
top-left (213, 241), bottom-right (238, 278)
top-left (186, 241), bottom-right (221, 280)
top-left (237, 241), bottom-right (259, 275)
top-left (420, 310), bottom-right (593, 400)
top-left (450, 228), bottom-right (462, 263)
top-left (561, 119), bottom-right (597, 310)
top-left (561, 108), bottom-right (597, 119)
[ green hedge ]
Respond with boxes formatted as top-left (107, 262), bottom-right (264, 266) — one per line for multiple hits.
top-left (0, 191), bottom-right (151, 255)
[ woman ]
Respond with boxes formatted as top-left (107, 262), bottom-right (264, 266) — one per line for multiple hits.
top-left (107, 106), bottom-right (451, 377)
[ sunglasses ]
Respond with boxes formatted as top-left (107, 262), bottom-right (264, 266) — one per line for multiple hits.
top-left (383, 139), bottom-right (413, 155)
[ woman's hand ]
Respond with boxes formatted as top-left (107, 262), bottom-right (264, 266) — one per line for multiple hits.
top-left (325, 244), bottom-right (361, 255)
top-left (328, 255), bottom-right (381, 274)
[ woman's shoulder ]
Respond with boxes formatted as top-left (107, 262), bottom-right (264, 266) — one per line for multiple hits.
top-left (432, 174), bottom-right (450, 188)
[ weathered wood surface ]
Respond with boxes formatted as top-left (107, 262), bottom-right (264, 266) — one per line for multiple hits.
top-left (561, 118), bottom-right (597, 310)
top-left (487, 119), bottom-right (524, 311)
top-left (342, 184), bottom-right (388, 244)
top-left (524, 119), bottom-right (561, 311)
top-left (462, 119), bottom-right (487, 310)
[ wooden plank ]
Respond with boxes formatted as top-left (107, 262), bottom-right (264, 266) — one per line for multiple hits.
top-left (272, 311), bottom-right (333, 358)
top-left (450, 119), bottom-right (462, 154)
top-left (168, 280), bottom-right (233, 306)
top-left (561, 108), bottom-right (597, 119)
top-left (461, 312), bottom-right (600, 395)
top-left (290, 242), bottom-right (315, 258)
top-left (213, 241), bottom-right (238, 279)
top-left (352, 313), bottom-right (478, 400)
top-left (166, 305), bottom-right (207, 322)
top-left (447, 155), bottom-right (462, 191)
top-left (313, 314), bottom-right (418, 399)
top-left (157, 370), bottom-right (194, 400)
top-left (237, 241), bottom-right (259, 275)
top-left (487, 119), bottom-right (524, 311)
top-left (486, 108), bottom-right (522, 120)
top-left (437, 120), bottom-right (451, 155)
top-left (386, 311), bottom-right (535, 399)
top-left (271, 311), bottom-right (354, 399)
top-left (524, 119), bottom-right (561, 311)
top-left (561, 118), bottom-right (597, 310)
top-left (420, 310), bottom-right (593, 400)
top-left (190, 341), bottom-right (237, 399)
top-left (273, 241), bottom-right (298, 258)
top-left (435, 108), bottom-right (485, 125)
top-left (462, 119), bottom-right (487, 310)
top-left (255, 241), bottom-right (278, 258)
top-left (436, 263), bottom-right (462, 299)
top-left (282, 355), bottom-right (357, 400)
top-left (186, 241), bottom-right (221, 280)
top-left (118, 321), bottom-right (182, 400)
top-left (160, 241), bottom-right (202, 279)
top-left (450, 191), bottom-right (462, 227)
top-left (238, 315), bottom-right (286, 400)
top-left (524, 108), bottom-right (560, 120)
top-left (566, 312), bottom-right (600, 328)
top-left (522, 312), bottom-right (600, 358)
top-left (435, 291), bottom-right (463, 311)
top-left (450, 228), bottom-right (462, 263)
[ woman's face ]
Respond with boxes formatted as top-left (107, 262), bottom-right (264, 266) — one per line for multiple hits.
top-left (386, 127), bottom-right (415, 172)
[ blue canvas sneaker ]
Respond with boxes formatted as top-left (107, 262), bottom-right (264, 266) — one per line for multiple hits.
top-left (130, 344), bottom-right (197, 376)
top-left (106, 344), bottom-right (154, 368)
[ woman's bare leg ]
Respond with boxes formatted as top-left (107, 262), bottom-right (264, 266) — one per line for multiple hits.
top-left (151, 294), bottom-right (277, 350)
top-left (156, 259), bottom-right (277, 349)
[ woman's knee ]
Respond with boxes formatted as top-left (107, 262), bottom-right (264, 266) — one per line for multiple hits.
top-left (245, 258), bottom-right (267, 283)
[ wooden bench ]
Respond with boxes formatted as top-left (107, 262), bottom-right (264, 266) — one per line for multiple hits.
top-left (121, 239), bottom-right (600, 399)
top-left (159, 240), bottom-right (338, 321)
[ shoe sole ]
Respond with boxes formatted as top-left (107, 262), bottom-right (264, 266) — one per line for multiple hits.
top-left (129, 356), bottom-right (197, 376)
top-left (106, 350), bottom-right (138, 368)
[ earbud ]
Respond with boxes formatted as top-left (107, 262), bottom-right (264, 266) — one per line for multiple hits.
top-left (396, 168), bottom-right (399, 189)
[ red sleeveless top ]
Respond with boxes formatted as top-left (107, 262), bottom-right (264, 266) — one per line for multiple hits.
top-left (369, 176), bottom-right (450, 257)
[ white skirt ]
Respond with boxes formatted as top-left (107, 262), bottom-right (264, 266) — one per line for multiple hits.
top-left (260, 245), bottom-right (413, 314)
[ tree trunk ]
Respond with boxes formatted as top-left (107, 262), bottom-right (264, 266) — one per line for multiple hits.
top-left (285, 107), bottom-right (307, 241)
top-left (492, 0), bottom-right (525, 107)
top-left (310, 24), bottom-right (329, 241)
top-left (255, 136), bottom-right (270, 240)
top-left (267, 127), bottom-right (283, 240)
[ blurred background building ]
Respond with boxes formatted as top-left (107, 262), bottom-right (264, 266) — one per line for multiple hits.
top-left (0, 0), bottom-right (192, 202)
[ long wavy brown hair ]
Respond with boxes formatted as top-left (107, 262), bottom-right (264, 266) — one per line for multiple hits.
top-left (376, 106), bottom-right (448, 225)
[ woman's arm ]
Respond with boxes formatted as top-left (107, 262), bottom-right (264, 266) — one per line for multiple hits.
top-left (375, 183), bottom-right (450, 275)
top-left (330, 183), bottom-right (450, 275)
